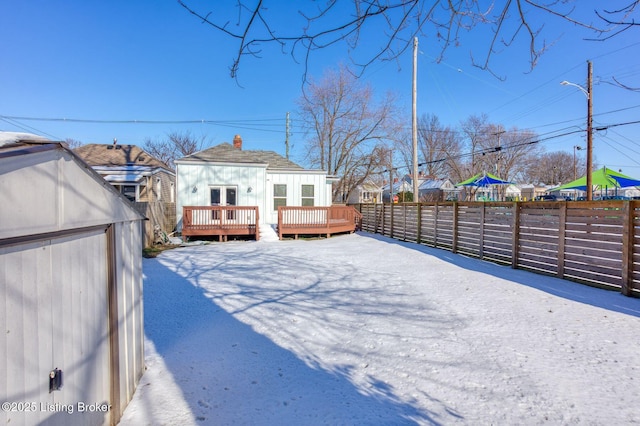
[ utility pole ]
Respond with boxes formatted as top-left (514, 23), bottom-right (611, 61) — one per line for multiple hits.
top-left (285, 112), bottom-right (291, 160)
top-left (560, 61), bottom-right (593, 200)
top-left (586, 61), bottom-right (593, 201)
top-left (389, 150), bottom-right (394, 204)
top-left (412, 37), bottom-right (419, 203)
top-left (494, 129), bottom-right (505, 201)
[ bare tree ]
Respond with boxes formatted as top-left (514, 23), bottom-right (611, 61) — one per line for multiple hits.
top-left (143, 130), bottom-right (208, 169)
top-left (459, 114), bottom-right (490, 180)
top-left (297, 64), bottom-right (401, 201)
top-left (486, 126), bottom-right (542, 182)
top-left (64, 138), bottom-right (83, 149)
top-left (178, 1), bottom-right (638, 80)
top-left (396, 113), bottom-right (462, 179)
top-left (522, 150), bottom-right (587, 185)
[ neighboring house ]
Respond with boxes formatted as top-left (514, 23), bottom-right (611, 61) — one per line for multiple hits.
top-left (418, 178), bottom-right (458, 201)
top-left (341, 181), bottom-right (383, 204)
top-left (382, 177), bottom-right (413, 202)
top-left (0, 132), bottom-right (145, 426)
top-left (74, 142), bottom-right (175, 203)
top-left (505, 184), bottom-right (522, 200)
top-left (519, 184), bottom-right (550, 201)
top-left (175, 135), bottom-right (336, 227)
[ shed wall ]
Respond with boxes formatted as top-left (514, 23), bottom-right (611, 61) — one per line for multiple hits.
top-left (112, 220), bottom-right (145, 419)
top-left (0, 146), bottom-right (145, 426)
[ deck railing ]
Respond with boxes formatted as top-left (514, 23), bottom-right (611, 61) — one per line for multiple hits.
top-left (182, 206), bottom-right (259, 241)
top-left (278, 205), bottom-right (362, 239)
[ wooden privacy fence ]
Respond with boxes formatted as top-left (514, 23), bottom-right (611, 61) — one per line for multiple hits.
top-left (278, 205), bottom-right (362, 240)
top-left (134, 201), bottom-right (176, 247)
top-left (182, 206), bottom-right (259, 241)
top-left (356, 201), bottom-right (640, 297)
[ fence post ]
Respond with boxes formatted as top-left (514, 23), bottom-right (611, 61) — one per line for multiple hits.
top-left (511, 202), bottom-right (520, 269)
top-left (621, 200), bottom-right (635, 296)
top-left (416, 203), bottom-right (422, 244)
top-left (390, 202), bottom-right (394, 239)
top-left (452, 202), bottom-right (458, 253)
top-left (557, 202), bottom-right (567, 278)
top-left (479, 203), bottom-right (485, 259)
top-left (433, 203), bottom-right (439, 247)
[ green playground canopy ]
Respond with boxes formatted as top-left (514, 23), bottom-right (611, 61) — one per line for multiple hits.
top-left (555, 167), bottom-right (640, 191)
top-left (456, 172), bottom-right (512, 187)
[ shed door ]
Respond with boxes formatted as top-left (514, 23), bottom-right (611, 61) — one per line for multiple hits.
top-left (1, 228), bottom-right (111, 425)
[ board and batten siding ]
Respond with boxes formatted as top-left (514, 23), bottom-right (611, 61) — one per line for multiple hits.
top-left (266, 170), bottom-right (332, 224)
top-left (176, 162), bottom-right (266, 229)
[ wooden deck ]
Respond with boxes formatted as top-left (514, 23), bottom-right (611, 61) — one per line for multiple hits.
top-left (277, 205), bottom-right (362, 240)
top-left (182, 206), bottom-right (259, 241)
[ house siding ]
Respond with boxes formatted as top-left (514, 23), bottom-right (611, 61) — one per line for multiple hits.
top-left (266, 171), bottom-right (331, 224)
top-left (176, 163), bottom-right (332, 227)
top-left (176, 163), bottom-right (266, 229)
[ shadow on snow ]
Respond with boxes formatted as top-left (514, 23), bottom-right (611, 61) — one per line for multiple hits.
top-left (141, 242), bottom-right (446, 425)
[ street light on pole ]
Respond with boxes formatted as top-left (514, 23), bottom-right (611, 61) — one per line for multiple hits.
top-left (561, 60), bottom-right (593, 200)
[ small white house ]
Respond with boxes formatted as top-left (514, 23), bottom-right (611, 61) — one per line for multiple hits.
top-left (175, 135), bottom-right (336, 228)
top-left (341, 180), bottom-right (383, 204)
top-left (0, 133), bottom-right (145, 426)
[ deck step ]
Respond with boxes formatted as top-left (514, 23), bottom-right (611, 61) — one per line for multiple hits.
top-left (259, 224), bottom-right (279, 242)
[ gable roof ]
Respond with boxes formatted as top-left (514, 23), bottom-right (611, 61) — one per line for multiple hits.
top-left (176, 143), bottom-right (305, 171)
top-left (74, 144), bottom-right (172, 171)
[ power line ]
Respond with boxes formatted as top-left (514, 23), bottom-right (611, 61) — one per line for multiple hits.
top-left (0, 114), bottom-right (284, 125)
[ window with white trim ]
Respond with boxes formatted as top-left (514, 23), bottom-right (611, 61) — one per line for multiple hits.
top-left (274, 184), bottom-right (287, 209)
top-left (301, 184), bottom-right (314, 206)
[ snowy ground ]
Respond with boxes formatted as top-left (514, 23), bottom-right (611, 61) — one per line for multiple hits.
top-left (118, 232), bottom-right (640, 425)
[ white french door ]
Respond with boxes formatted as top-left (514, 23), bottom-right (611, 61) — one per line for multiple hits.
top-left (210, 186), bottom-right (237, 220)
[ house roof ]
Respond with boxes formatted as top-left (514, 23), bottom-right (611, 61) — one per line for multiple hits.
top-left (74, 144), bottom-right (172, 171)
top-left (419, 179), bottom-right (455, 190)
top-left (176, 143), bottom-right (305, 170)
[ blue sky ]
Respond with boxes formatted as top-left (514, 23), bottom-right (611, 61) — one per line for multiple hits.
top-left (1, 1), bottom-right (639, 174)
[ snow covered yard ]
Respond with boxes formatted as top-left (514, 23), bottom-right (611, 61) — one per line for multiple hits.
top-left (118, 232), bottom-right (640, 425)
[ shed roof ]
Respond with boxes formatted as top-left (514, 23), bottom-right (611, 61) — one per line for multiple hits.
top-left (176, 143), bottom-right (305, 170)
top-left (0, 135), bottom-right (145, 240)
top-left (0, 131), bottom-right (51, 146)
top-left (74, 143), bottom-right (172, 171)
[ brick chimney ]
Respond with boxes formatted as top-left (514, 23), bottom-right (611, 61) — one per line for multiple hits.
top-left (233, 134), bottom-right (242, 150)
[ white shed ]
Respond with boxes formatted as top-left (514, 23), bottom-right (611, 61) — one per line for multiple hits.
top-left (175, 135), bottom-right (334, 227)
top-left (0, 134), bottom-right (145, 426)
